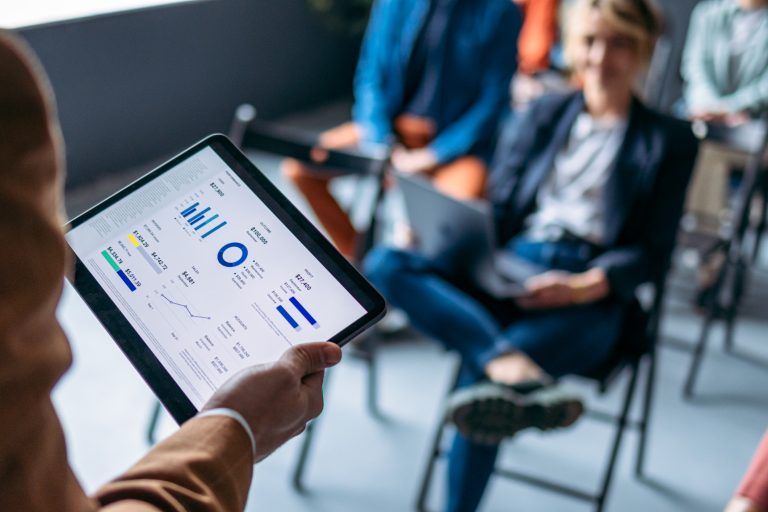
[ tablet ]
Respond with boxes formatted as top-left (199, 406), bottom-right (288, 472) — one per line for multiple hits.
top-left (65, 134), bottom-right (386, 423)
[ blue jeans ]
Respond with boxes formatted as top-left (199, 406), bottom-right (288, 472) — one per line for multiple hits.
top-left (364, 238), bottom-right (625, 512)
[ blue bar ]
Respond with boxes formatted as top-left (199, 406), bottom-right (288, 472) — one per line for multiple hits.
top-left (289, 297), bottom-right (317, 326)
top-left (194, 214), bottom-right (220, 230)
top-left (181, 202), bottom-right (199, 217)
top-left (201, 221), bottom-right (227, 239)
top-left (188, 207), bottom-right (211, 225)
top-left (277, 305), bottom-right (301, 331)
top-left (117, 269), bottom-right (136, 291)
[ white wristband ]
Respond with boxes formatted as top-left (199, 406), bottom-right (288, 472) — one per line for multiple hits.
top-left (198, 408), bottom-right (256, 460)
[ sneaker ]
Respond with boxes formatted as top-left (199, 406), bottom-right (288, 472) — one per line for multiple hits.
top-left (445, 382), bottom-right (584, 445)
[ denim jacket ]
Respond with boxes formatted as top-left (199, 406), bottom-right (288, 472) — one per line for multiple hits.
top-left (352, 0), bottom-right (521, 163)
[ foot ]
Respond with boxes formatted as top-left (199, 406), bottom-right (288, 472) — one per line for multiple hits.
top-left (445, 382), bottom-right (584, 445)
top-left (485, 352), bottom-right (548, 387)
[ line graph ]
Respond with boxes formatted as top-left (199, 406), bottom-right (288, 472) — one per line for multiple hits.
top-left (160, 293), bottom-right (211, 320)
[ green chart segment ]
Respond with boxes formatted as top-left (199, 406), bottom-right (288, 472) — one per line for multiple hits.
top-left (101, 250), bottom-right (137, 292)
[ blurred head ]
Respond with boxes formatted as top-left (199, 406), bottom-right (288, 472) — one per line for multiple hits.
top-left (565, 0), bottom-right (662, 99)
top-left (738, 0), bottom-right (768, 9)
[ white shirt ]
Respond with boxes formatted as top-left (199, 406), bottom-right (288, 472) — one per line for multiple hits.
top-left (524, 112), bottom-right (628, 245)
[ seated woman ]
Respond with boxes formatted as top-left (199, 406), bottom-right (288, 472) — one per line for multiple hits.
top-left (282, 0), bottom-right (521, 259)
top-left (681, 0), bottom-right (768, 123)
top-left (364, 0), bottom-right (698, 510)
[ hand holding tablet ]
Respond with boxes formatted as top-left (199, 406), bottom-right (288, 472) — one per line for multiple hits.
top-left (65, 135), bottom-right (385, 423)
top-left (203, 341), bottom-right (341, 462)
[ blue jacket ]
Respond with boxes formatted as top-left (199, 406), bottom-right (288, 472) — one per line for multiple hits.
top-left (490, 92), bottom-right (699, 301)
top-left (352, 0), bottom-right (521, 163)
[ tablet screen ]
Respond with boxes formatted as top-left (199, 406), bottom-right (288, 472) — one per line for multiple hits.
top-left (66, 138), bottom-right (376, 413)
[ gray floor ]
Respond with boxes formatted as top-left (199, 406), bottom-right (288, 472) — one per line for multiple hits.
top-left (55, 102), bottom-right (768, 511)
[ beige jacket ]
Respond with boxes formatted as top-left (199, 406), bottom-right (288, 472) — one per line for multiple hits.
top-left (0, 31), bottom-right (253, 512)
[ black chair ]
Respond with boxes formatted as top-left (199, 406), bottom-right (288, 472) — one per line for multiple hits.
top-left (415, 278), bottom-right (667, 512)
top-left (681, 118), bottom-right (768, 398)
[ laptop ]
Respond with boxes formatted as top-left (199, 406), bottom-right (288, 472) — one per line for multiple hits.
top-left (397, 174), bottom-right (545, 298)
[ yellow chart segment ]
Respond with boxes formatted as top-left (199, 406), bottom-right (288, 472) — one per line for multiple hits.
top-left (128, 233), bottom-right (141, 247)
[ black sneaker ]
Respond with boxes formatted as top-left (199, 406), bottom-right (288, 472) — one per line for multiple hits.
top-left (445, 382), bottom-right (584, 445)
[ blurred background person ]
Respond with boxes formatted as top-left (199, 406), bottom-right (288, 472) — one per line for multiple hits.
top-left (365, 0), bottom-right (699, 510)
top-left (511, 0), bottom-right (574, 105)
top-left (678, 0), bottom-right (768, 270)
top-left (282, 0), bottom-right (521, 259)
top-left (681, 0), bottom-right (768, 124)
top-left (725, 430), bottom-right (768, 512)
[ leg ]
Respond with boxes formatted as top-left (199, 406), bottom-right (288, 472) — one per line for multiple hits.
top-left (282, 159), bottom-right (357, 258)
top-left (445, 364), bottom-right (502, 512)
top-left (281, 122), bottom-right (363, 259)
top-left (364, 247), bottom-right (506, 372)
top-left (430, 156), bottom-right (488, 200)
top-left (495, 301), bottom-right (624, 379)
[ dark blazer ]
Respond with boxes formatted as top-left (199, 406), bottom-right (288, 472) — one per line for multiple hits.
top-left (490, 92), bottom-right (699, 302)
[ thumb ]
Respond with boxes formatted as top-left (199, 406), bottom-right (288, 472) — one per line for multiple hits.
top-left (281, 342), bottom-right (341, 377)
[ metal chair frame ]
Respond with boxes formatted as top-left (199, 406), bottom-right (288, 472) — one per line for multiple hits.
top-left (682, 119), bottom-right (768, 398)
top-left (415, 280), bottom-right (667, 512)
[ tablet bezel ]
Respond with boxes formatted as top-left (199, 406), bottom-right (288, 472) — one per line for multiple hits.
top-left (66, 134), bottom-right (386, 424)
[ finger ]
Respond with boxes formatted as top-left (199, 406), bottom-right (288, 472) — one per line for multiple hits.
top-left (291, 424), bottom-right (308, 438)
top-left (303, 379), bottom-right (325, 419)
top-left (310, 147), bottom-right (329, 163)
top-left (302, 369), bottom-right (325, 391)
top-left (281, 342), bottom-right (341, 378)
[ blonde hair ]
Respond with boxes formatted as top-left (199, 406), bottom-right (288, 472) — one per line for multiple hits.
top-left (563, 0), bottom-right (663, 68)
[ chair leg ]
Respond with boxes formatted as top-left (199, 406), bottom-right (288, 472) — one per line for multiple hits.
top-left (362, 335), bottom-right (381, 419)
top-left (635, 352), bottom-right (656, 479)
top-left (291, 417), bottom-right (319, 492)
top-left (415, 362), bottom-right (462, 512)
top-left (723, 307), bottom-right (737, 354)
top-left (594, 362), bottom-right (640, 512)
top-left (415, 418), bottom-right (448, 512)
top-left (291, 368), bottom-right (334, 491)
top-left (751, 172), bottom-right (767, 263)
top-left (146, 400), bottom-right (163, 446)
top-left (683, 313), bottom-right (716, 398)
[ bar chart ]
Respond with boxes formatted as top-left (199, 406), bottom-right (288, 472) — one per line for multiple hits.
top-left (181, 201), bottom-right (227, 239)
top-left (127, 233), bottom-right (163, 274)
top-left (276, 305), bottom-right (301, 332)
top-left (101, 249), bottom-right (137, 292)
top-left (289, 296), bottom-right (319, 329)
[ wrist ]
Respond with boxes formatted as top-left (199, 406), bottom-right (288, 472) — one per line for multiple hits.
top-left (198, 408), bottom-right (256, 461)
top-left (569, 268), bottom-right (609, 304)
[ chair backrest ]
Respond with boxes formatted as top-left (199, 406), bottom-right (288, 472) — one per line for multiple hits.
top-left (584, 273), bottom-right (666, 391)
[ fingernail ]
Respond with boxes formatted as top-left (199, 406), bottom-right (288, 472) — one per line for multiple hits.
top-left (323, 344), bottom-right (341, 365)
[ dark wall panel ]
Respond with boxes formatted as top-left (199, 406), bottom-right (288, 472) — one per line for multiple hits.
top-left (19, 0), bottom-right (358, 187)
